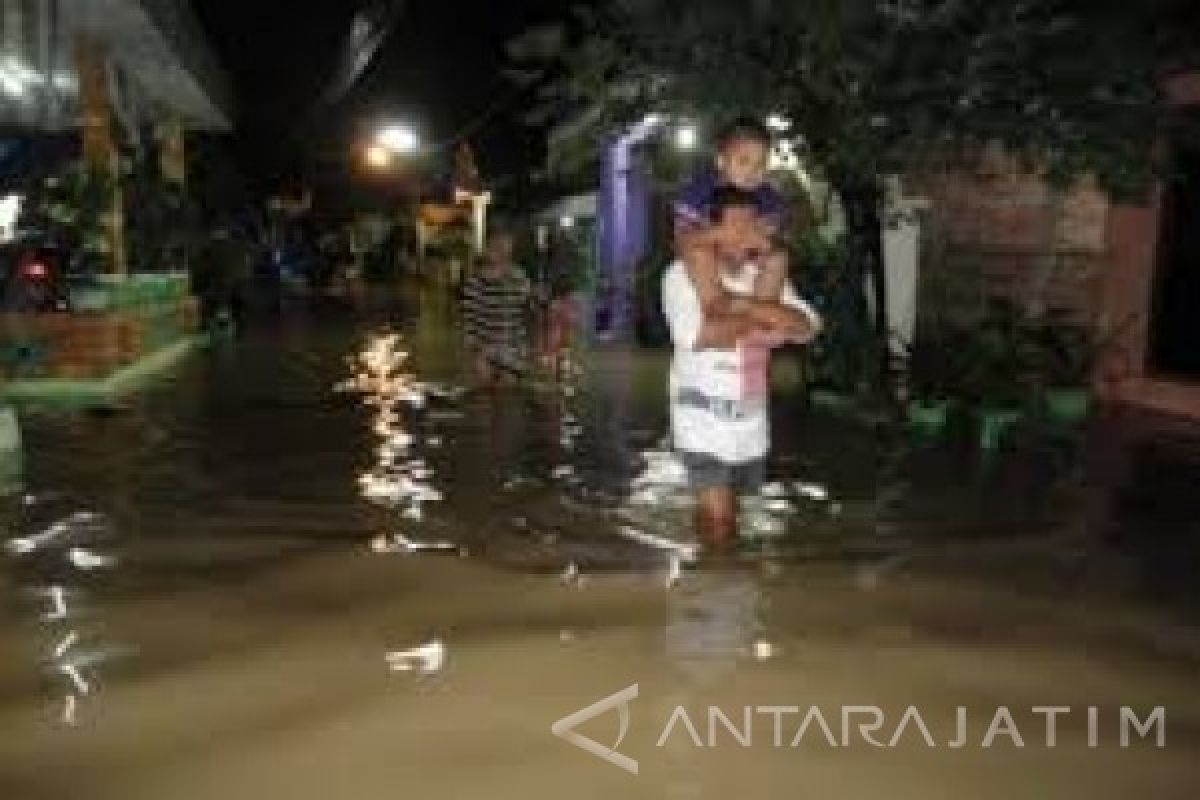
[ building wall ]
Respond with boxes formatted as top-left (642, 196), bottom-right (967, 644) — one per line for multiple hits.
top-left (917, 74), bottom-right (1200, 422)
top-left (918, 149), bottom-right (1110, 321)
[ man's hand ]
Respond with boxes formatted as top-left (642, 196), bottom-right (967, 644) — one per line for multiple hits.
top-left (694, 307), bottom-right (757, 350)
top-left (745, 301), bottom-right (817, 344)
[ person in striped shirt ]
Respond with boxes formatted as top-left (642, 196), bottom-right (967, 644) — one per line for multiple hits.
top-left (460, 230), bottom-right (532, 388)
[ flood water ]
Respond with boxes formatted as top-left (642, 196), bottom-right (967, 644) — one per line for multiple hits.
top-left (2, 288), bottom-right (1198, 798)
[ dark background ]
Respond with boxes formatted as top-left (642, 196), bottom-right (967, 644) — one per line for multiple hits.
top-left (192, 0), bottom-right (566, 204)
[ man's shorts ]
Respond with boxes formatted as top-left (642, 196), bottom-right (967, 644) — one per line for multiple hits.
top-left (482, 343), bottom-right (528, 377)
top-left (679, 451), bottom-right (766, 492)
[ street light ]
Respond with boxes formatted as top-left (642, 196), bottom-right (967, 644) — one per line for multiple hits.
top-left (674, 124), bottom-right (698, 151)
top-left (378, 125), bottom-right (419, 154)
top-left (364, 144), bottom-right (392, 170)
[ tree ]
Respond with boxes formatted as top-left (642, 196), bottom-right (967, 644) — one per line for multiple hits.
top-left (511, 0), bottom-right (1182, 384)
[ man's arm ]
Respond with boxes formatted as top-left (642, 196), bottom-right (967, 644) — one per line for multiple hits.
top-left (693, 306), bottom-right (758, 350)
top-left (694, 298), bottom-right (815, 350)
top-left (744, 300), bottom-right (816, 342)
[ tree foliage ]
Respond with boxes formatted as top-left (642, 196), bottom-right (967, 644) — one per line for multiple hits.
top-left (516, 0), bottom-right (1178, 198)
top-left (512, 0), bottom-right (1188, 392)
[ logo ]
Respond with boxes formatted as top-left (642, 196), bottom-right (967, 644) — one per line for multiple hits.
top-left (551, 683), bottom-right (639, 774)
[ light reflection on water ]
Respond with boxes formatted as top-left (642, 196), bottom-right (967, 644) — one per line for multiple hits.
top-left (339, 329), bottom-right (465, 677)
top-left (339, 330), bottom-right (456, 556)
top-left (5, 498), bottom-right (129, 727)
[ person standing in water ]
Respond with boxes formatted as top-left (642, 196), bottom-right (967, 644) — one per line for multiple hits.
top-left (663, 187), bottom-right (821, 551)
top-left (460, 229), bottom-right (533, 388)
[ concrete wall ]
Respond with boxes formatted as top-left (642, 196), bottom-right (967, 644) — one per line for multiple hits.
top-left (918, 149), bottom-right (1110, 320)
top-left (917, 74), bottom-right (1200, 422)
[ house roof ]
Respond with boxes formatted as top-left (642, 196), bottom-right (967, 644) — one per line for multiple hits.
top-left (64, 0), bottom-right (232, 131)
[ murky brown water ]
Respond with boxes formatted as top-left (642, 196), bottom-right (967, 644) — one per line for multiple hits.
top-left (2, 290), bottom-right (1198, 798)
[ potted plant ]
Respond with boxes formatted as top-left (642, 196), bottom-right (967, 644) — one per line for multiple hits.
top-left (1031, 310), bottom-right (1097, 425)
top-left (899, 325), bottom-right (963, 438)
top-left (959, 297), bottom-right (1041, 451)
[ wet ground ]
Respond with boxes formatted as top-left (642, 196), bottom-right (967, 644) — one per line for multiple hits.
top-left (1, 290), bottom-right (1198, 798)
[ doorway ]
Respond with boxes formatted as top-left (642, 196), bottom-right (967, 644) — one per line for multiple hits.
top-left (1150, 141), bottom-right (1200, 378)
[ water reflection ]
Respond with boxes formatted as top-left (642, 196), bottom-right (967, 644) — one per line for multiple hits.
top-left (6, 498), bottom-right (128, 727)
top-left (385, 639), bottom-right (446, 675)
top-left (338, 330), bottom-right (455, 551)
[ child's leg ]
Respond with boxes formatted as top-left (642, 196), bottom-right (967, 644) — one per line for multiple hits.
top-left (695, 486), bottom-right (738, 551)
top-left (752, 246), bottom-right (789, 301)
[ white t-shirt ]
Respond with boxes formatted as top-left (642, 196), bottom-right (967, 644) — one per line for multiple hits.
top-left (662, 260), bottom-right (819, 464)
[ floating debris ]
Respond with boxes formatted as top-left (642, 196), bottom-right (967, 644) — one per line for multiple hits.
top-left (385, 639), bottom-right (445, 675)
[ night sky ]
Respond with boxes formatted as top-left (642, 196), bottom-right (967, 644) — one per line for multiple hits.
top-left (192, 0), bottom-right (567, 203)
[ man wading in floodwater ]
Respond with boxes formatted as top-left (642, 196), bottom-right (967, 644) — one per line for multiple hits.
top-left (662, 187), bottom-right (821, 551)
top-left (460, 229), bottom-right (533, 389)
